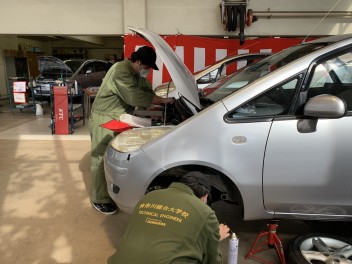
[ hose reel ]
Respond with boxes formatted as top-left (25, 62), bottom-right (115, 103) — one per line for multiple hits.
top-left (219, 0), bottom-right (258, 45)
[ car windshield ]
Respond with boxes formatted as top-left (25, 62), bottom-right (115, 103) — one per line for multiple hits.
top-left (194, 64), bottom-right (213, 75)
top-left (206, 43), bottom-right (328, 103)
top-left (39, 69), bottom-right (73, 80)
top-left (64, 60), bottom-right (85, 73)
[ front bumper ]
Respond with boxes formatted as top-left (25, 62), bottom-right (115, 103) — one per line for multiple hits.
top-left (104, 144), bottom-right (163, 214)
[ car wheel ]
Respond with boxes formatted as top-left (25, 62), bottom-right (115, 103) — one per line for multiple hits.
top-left (287, 233), bottom-right (352, 264)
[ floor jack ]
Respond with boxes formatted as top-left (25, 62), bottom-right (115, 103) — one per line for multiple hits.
top-left (245, 219), bottom-right (286, 264)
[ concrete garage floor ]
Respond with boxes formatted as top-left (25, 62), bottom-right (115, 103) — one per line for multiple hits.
top-left (0, 103), bottom-right (350, 264)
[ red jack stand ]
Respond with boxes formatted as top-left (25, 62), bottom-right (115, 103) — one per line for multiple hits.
top-left (245, 220), bottom-right (286, 264)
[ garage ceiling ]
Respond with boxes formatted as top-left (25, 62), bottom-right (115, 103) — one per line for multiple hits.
top-left (20, 35), bottom-right (107, 46)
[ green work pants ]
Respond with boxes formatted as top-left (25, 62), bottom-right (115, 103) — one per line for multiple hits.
top-left (89, 113), bottom-right (116, 204)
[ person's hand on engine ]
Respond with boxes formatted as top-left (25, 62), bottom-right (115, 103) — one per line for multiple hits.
top-left (152, 95), bottom-right (175, 105)
top-left (163, 97), bottom-right (175, 105)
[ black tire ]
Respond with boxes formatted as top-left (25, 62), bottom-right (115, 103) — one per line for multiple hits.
top-left (287, 233), bottom-right (352, 264)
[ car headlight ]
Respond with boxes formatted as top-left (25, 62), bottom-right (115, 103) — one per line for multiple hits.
top-left (110, 126), bottom-right (174, 153)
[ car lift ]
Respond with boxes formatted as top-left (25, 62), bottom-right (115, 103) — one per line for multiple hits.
top-left (245, 219), bottom-right (286, 264)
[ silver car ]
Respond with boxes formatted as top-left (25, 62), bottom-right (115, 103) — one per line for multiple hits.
top-left (105, 28), bottom-right (352, 223)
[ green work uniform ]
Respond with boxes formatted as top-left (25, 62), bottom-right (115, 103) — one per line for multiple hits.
top-left (107, 182), bottom-right (223, 264)
top-left (89, 59), bottom-right (155, 204)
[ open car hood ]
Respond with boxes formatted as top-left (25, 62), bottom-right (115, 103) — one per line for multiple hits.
top-left (37, 56), bottom-right (73, 73)
top-left (129, 27), bottom-right (201, 109)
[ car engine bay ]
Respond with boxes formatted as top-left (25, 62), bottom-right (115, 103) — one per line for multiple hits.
top-left (133, 95), bottom-right (213, 127)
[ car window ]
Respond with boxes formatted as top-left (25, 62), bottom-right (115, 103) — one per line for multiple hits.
top-left (94, 61), bottom-right (108, 72)
top-left (198, 56), bottom-right (266, 86)
top-left (206, 43), bottom-right (327, 103)
top-left (307, 50), bottom-right (352, 110)
top-left (227, 76), bottom-right (301, 119)
top-left (40, 69), bottom-right (72, 79)
top-left (197, 69), bottom-right (219, 84)
top-left (81, 62), bottom-right (94, 74)
top-left (64, 60), bottom-right (85, 73)
top-left (220, 58), bottom-right (247, 79)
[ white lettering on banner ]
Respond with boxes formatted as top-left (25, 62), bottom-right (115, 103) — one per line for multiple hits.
top-left (58, 108), bottom-right (64, 120)
top-left (194, 47), bottom-right (205, 73)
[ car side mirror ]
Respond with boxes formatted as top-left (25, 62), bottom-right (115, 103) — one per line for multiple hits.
top-left (304, 94), bottom-right (346, 118)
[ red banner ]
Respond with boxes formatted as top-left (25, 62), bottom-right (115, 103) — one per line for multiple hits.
top-left (124, 34), bottom-right (310, 89)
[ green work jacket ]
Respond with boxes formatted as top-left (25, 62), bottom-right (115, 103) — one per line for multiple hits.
top-left (108, 182), bottom-right (223, 264)
top-left (91, 58), bottom-right (155, 120)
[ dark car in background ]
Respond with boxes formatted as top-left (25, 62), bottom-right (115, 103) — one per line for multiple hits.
top-left (33, 56), bottom-right (112, 96)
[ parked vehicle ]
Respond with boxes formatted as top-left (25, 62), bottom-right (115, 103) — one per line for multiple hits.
top-left (33, 56), bottom-right (112, 96)
top-left (105, 28), bottom-right (352, 227)
top-left (154, 52), bottom-right (270, 98)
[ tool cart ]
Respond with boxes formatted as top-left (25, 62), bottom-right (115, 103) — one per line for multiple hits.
top-left (50, 86), bottom-right (85, 134)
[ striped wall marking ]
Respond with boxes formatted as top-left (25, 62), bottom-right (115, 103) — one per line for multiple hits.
top-left (260, 49), bottom-right (272, 53)
top-left (237, 49), bottom-right (249, 70)
top-left (194, 47), bottom-right (205, 73)
top-left (216, 49), bottom-right (228, 76)
top-left (216, 49), bottom-right (227, 61)
top-left (175, 46), bottom-right (185, 62)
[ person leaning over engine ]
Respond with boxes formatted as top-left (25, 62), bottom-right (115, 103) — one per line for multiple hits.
top-left (89, 46), bottom-right (175, 215)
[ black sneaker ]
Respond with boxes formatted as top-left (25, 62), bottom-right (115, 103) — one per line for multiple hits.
top-left (92, 202), bottom-right (118, 215)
